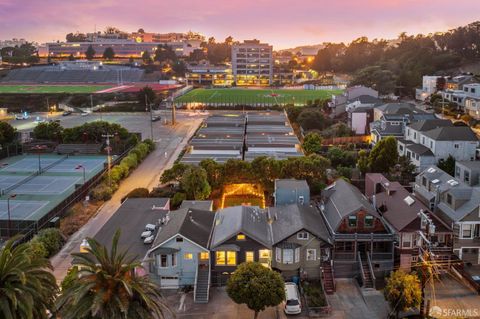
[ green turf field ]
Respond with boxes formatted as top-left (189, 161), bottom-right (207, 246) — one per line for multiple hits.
top-left (0, 85), bottom-right (113, 94)
top-left (175, 88), bottom-right (342, 106)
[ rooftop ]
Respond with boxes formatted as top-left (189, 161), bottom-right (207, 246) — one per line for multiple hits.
top-left (422, 126), bottom-right (478, 141)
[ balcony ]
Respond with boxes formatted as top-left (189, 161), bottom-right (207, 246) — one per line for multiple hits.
top-left (333, 233), bottom-right (394, 242)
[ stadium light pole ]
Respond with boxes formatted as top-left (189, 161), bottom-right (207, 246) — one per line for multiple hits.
top-left (7, 194), bottom-right (16, 238)
top-left (76, 165), bottom-right (86, 184)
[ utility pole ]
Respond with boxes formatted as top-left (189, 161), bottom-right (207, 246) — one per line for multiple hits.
top-left (145, 94), bottom-right (154, 140)
top-left (102, 133), bottom-right (114, 187)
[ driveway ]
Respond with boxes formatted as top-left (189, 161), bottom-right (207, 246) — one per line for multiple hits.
top-left (50, 113), bottom-right (205, 282)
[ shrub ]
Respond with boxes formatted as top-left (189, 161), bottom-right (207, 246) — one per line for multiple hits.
top-left (27, 238), bottom-right (48, 258)
top-left (143, 139), bottom-right (155, 152)
top-left (132, 143), bottom-right (149, 160)
top-left (122, 188), bottom-right (150, 202)
top-left (62, 266), bottom-right (79, 291)
top-left (110, 166), bottom-right (126, 183)
top-left (120, 153), bottom-right (139, 169)
top-left (91, 183), bottom-right (114, 201)
top-left (35, 228), bottom-right (64, 257)
top-left (171, 192), bottom-right (186, 208)
top-left (149, 187), bottom-right (175, 198)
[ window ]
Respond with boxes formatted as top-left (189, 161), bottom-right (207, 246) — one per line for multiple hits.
top-left (275, 247), bottom-right (281, 262)
top-left (200, 252), bottom-right (209, 260)
top-left (171, 254), bottom-right (177, 267)
top-left (184, 253), bottom-right (193, 260)
top-left (462, 224), bottom-right (472, 238)
top-left (216, 251), bottom-right (226, 265)
top-left (306, 249), bottom-right (316, 261)
top-left (465, 171), bottom-right (470, 183)
top-left (403, 233), bottom-right (412, 248)
top-left (236, 234), bottom-right (246, 240)
top-left (246, 251), bottom-right (254, 263)
top-left (175, 237), bottom-right (183, 242)
top-left (446, 193), bottom-right (453, 205)
top-left (294, 248), bottom-right (300, 263)
top-left (454, 144), bottom-right (460, 149)
top-left (259, 249), bottom-right (271, 259)
top-left (365, 215), bottom-right (374, 227)
top-left (283, 249), bottom-right (293, 264)
top-left (422, 176), bottom-right (427, 187)
top-left (160, 254), bottom-right (168, 268)
top-left (455, 166), bottom-right (461, 178)
top-left (297, 232), bottom-right (309, 240)
top-left (348, 215), bottom-right (357, 227)
top-left (227, 251), bottom-right (236, 265)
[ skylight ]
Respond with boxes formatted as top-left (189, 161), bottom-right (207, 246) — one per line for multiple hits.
top-left (404, 196), bottom-right (415, 206)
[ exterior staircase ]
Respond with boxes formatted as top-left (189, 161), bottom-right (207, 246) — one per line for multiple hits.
top-left (361, 258), bottom-right (374, 289)
top-left (322, 261), bottom-right (335, 294)
top-left (194, 266), bottom-right (210, 303)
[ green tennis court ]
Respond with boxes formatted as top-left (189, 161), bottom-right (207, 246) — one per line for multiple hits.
top-left (175, 88), bottom-right (342, 106)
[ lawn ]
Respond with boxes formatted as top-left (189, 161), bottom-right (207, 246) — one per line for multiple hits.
top-left (223, 195), bottom-right (265, 208)
top-left (0, 85), bottom-right (113, 94)
top-left (175, 88), bottom-right (342, 106)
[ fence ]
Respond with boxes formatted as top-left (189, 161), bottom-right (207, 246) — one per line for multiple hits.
top-left (321, 135), bottom-right (370, 145)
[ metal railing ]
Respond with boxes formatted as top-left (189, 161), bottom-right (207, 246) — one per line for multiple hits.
top-left (367, 252), bottom-right (376, 289)
top-left (333, 233), bottom-right (394, 241)
top-left (193, 263), bottom-right (199, 302)
top-left (357, 252), bottom-right (366, 288)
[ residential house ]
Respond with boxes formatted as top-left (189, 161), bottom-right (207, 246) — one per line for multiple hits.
top-left (398, 123), bottom-right (478, 170)
top-left (147, 208), bottom-right (215, 302)
top-left (179, 200), bottom-right (214, 211)
top-left (329, 86), bottom-right (379, 117)
top-left (455, 161), bottom-right (480, 187)
top-left (440, 83), bottom-right (480, 111)
top-left (319, 179), bottom-right (394, 286)
top-left (369, 103), bottom-right (436, 145)
top-left (414, 166), bottom-right (480, 265)
top-left (416, 76), bottom-right (441, 101)
top-left (365, 174), bottom-right (453, 271)
top-left (94, 198), bottom-right (170, 261)
top-left (346, 95), bottom-right (382, 135)
top-left (274, 179), bottom-right (310, 206)
top-left (446, 74), bottom-right (476, 91)
top-left (210, 206), bottom-right (272, 285)
top-left (269, 204), bottom-right (332, 280)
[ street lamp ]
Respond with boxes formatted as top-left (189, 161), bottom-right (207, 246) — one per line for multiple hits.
top-left (7, 194), bottom-right (16, 238)
top-left (32, 144), bottom-right (47, 172)
top-left (76, 165), bottom-right (86, 184)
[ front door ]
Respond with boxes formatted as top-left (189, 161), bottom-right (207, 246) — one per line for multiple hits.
top-left (357, 242), bottom-right (369, 256)
top-left (199, 251), bottom-right (209, 270)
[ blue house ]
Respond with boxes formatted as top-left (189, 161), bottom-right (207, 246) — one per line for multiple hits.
top-left (274, 179), bottom-right (310, 206)
top-left (147, 207), bottom-right (215, 303)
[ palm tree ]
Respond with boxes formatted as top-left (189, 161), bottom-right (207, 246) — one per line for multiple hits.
top-left (56, 230), bottom-right (171, 319)
top-left (0, 236), bottom-right (58, 319)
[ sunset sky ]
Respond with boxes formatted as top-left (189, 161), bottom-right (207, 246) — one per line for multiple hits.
top-left (1, 0), bottom-right (479, 49)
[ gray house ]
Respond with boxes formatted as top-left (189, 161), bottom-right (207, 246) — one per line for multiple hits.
top-left (270, 204), bottom-right (332, 281)
top-left (455, 161), bottom-right (480, 187)
top-left (147, 208), bottom-right (215, 303)
top-left (274, 179), bottom-right (310, 206)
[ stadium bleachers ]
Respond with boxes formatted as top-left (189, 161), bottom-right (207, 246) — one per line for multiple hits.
top-left (1, 65), bottom-right (145, 84)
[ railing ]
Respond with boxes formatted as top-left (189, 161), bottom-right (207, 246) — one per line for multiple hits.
top-left (330, 259), bottom-right (336, 292)
top-left (333, 252), bottom-right (356, 260)
top-left (371, 252), bottom-right (394, 261)
top-left (367, 252), bottom-right (376, 289)
top-left (207, 261), bottom-right (211, 303)
top-left (193, 263), bottom-right (199, 302)
top-left (357, 252), bottom-right (366, 288)
top-left (333, 233), bottom-right (394, 241)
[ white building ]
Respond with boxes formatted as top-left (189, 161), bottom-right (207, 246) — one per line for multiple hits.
top-left (415, 76), bottom-right (441, 101)
top-left (231, 40), bottom-right (273, 86)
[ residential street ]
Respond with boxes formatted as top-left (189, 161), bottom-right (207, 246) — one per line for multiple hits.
top-left (50, 112), bottom-right (206, 282)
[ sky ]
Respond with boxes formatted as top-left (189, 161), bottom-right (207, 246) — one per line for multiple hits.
top-left (1, 0), bottom-right (480, 49)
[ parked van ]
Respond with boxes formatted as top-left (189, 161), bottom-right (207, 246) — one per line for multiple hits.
top-left (284, 282), bottom-right (302, 315)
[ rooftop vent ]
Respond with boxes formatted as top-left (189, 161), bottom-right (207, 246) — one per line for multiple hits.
top-left (427, 167), bottom-right (436, 173)
top-left (152, 205), bottom-right (165, 210)
top-left (431, 179), bottom-right (440, 184)
top-left (447, 179), bottom-right (459, 186)
top-left (403, 196), bottom-right (415, 206)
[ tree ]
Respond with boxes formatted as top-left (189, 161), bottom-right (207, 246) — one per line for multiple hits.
top-left (102, 47), bottom-right (115, 60)
top-left (138, 86), bottom-right (157, 106)
top-left (199, 158), bottom-right (225, 189)
top-left (33, 121), bottom-right (63, 141)
top-left (227, 262), bottom-right (285, 319)
top-left (302, 132), bottom-right (323, 155)
top-left (85, 45), bottom-right (95, 60)
top-left (142, 50), bottom-right (152, 64)
top-left (350, 65), bottom-right (396, 95)
top-left (160, 163), bottom-right (189, 184)
top-left (35, 227), bottom-right (64, 257)
top-left (438, 154), bottom-right (456, 176)
top-left (311, 47), bottom-right (332, 73)
top-left (56, 231), bottom-right (170, 319)
top-left (189, 48), bottom-right (207, 62)
top-left (0, 236), bottom-right (58, 319)
top-left (296, 108), bottom-right (327, 131)
top-left (0, 121), bottom-right (17, 145)
top-left (154, 44), bottom-right (176, 63)
top-left (389, 155), bottom-right (416, 185)
top-left (180, 166), bottom-right (211, 200)
top-left (357, 149), bottom-right (369, 175)
top-left (384, 270), bottom-right (421, 319)
top-left (368, 137), bottom-right (398, 173)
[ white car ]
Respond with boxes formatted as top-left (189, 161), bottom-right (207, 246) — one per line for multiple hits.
top-left (284, 282), bottom-right (302, 315)
top-left (144, 235), bottom-right (155, 244)
top-left (145, 224), bottom-right (156, 231)
top-left (141, 231), bottom-right (152, 238)
top-left (15, 114), bottom-right (29, 120)
top-left (81, 112), bottom-right (89, 116)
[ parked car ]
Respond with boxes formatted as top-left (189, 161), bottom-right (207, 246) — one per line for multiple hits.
top-left (284, 282), bottom-right (302, 315)
top-left (15, 113), bottom-right (29, 120)
top-left (141, 231), bottom-right (152, 239)
top-left (62, 111), bottom-right (72, 116)
top-left (34, 116), bottom-right (46, 123)
top-left (151, 115), bottom-right (161, 122)
top-left (81, 112), bottom-right (89, 117)
top-left (144, 235), bottom-right (155, 244)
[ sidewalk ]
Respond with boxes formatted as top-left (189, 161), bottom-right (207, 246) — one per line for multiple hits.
top-left (50, 118), bottom-right (203, 282)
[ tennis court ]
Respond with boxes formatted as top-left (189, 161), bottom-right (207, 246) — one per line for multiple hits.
top-left (13, 176), bottom-right (81, 195)
top-left (0, 200), bottom-right (49, 220)
top-left (1, 156), bottom-right (105, 173)
top-left (2, 157), bottom-right (61, 172)
top-left (47, 157), bottom-right (105, 173)
top-left (0, 176), bottom-right (29, 190)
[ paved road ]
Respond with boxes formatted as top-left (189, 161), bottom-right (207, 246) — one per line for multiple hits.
top-left (50, 112), bottom-right (206, 282)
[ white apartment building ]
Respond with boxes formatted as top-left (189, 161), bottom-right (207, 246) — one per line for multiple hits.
top-left (415, 75), bottom-right (441, 101)
top-left (231, 40), bottom-right (273, 86)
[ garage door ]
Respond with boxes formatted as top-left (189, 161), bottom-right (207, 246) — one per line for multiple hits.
top-left (160, 276), bottom-right (179, 289)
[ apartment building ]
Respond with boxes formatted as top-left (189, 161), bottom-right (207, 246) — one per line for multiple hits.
top-left (231, 40), bottom-right (273, 86)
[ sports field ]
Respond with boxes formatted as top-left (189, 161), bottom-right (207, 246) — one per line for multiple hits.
top-left (174, 88), bottom-right (342, 106)
top-left (0, 85), bottom-right (113, 94)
